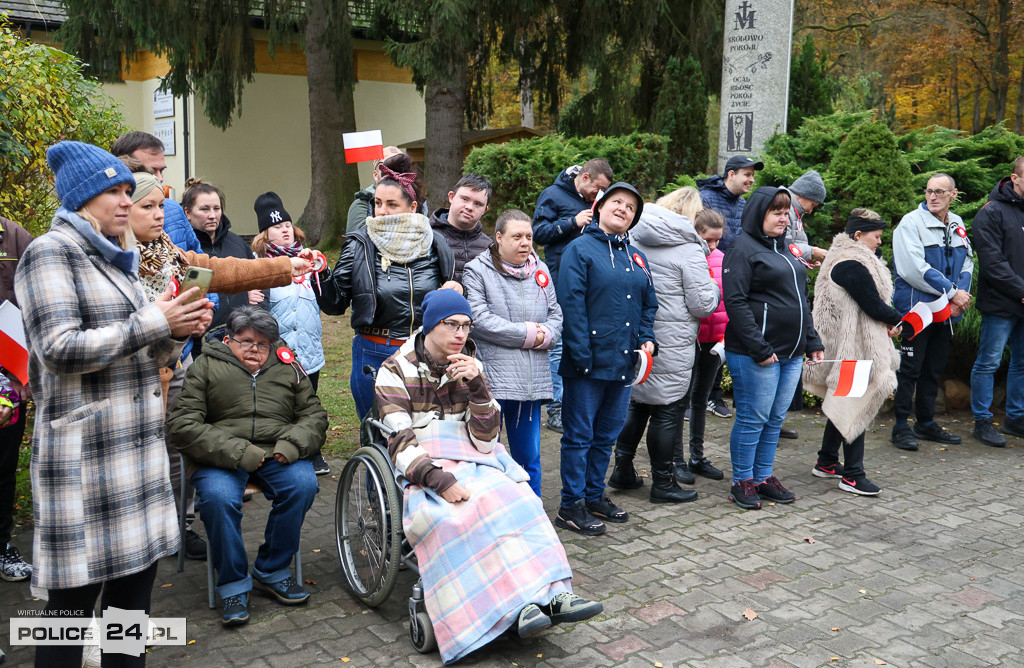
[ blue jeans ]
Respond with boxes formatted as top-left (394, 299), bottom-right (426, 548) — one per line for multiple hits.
top-left (548, 339), bottom-right (563, 407)
top-left (559, 376), bottom-right (631, 509)
top-left (192, 458), bottom-right (319, 599)
top-left (351, 334), bottom-right (403, 419)
top-left (498, 399), bottom-right (543, 496)
top-left (726, 352), bottom-right (803, 484)
top-left (971, 314), bottom-right (1024, 421)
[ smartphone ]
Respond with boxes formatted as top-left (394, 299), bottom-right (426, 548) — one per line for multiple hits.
top-left (179, 267), bottom-right (213, 303)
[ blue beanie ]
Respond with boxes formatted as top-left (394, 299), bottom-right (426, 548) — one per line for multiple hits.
top-left (421, 289), bottom-right (472, 333)
top-left (46, 141), bottom-right (135, 212)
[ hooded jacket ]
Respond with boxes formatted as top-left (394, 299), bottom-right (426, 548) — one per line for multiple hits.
top-left (167, 337), bottom-right (328, 479)
top-left (164, 199), bottom-right (201, 253)
top-left (463, 250), bottom-right (562, 402)
top-left (698, 248), bottom-right (728, 343)
top-left (346, 184), bottom-right (375, 234)
top-left (197, 213), bottom-right (257, 331)
top-left (533, 166), bottom-right (589, 286)
top-left (723, 187), bottom-right (823, 363)
top-left (556, 190), bottom-right (658, 382)
top-left (316, 226), bottom-right (455, 338)
top-left (429, 208), bottom-right (492, 283)
top-left (892, 202), bottom-right (973, 322)
top-left (697, 174), bottom-right (746, 252)
top-left (628, 204), bottom-right (720, 405)
top-left (973, 177), bottom-right (1024, 319)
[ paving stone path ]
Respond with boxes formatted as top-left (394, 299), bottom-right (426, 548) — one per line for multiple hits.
top-left (3, 407), bottom-right (1023, 667)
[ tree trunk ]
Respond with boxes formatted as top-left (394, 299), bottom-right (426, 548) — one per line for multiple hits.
top-left (423, 61), bottom-right (466, 211)
top-left (973, 81), bottom-right (983, 134)
top-left (952, 55), bottom-right (961, 130)
top-left (1016, 58), bottom-right (1024, 134)
top-left (992, 0), bottom-right (1010, 123)
top-left (520, 67), bottom-right (535, 128)
top-left (299, 0), bottom-right (360, 246)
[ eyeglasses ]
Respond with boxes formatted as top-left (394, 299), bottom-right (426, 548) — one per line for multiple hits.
top-left (440, 319), bottom-right (473, 333)
top-left (228, 336), bottom-right (270, 353)
top-left (924, 188), bottom-right (954, 197)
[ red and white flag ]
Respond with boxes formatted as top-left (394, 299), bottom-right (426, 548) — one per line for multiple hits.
top-left (342, 130), bottom-right (384, 164)
top-left (632, 348), bottom-right (653, 386)
top-left (900, 301), bottom-right (933, 339)
top-left (0, 301), bottom-right (28, 384)
top-left (832, 359), bottom-right (873, 399)
top-left (926, 293), bottom-right (951, 323)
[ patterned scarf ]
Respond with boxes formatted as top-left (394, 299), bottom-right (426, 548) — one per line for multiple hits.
top-left (138, 232), bottom-right (187, 302)
top-left (501, 252), bottom-right (538, 280)
top-left (265, 240), bottom-right (304, 258)
top-left (366, 213), bottom-right (433, 271)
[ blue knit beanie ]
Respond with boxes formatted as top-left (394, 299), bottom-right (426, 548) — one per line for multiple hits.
top-left (46, 141), bottom-right (135, 212)
top-left (421, 289), bottom-right (472, 333)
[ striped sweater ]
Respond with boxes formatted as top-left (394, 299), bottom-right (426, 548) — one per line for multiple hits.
top-left (375, 332), bottom-right (501, 492)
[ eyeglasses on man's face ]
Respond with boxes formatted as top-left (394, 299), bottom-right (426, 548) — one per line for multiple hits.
top-left (924, 188), bottom-right (954, 197)
top-left (440, 319), bottom-right (473, 333)
top-left (228, 336), bottom-right (271, 353)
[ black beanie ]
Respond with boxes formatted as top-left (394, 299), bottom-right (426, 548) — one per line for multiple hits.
top-left (254, 191), bottom-right (291, 232)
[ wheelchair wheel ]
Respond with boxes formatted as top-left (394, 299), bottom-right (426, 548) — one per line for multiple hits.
top-left (410, 611), bottom-right (436, 654)
top-left (336, 446), bottom-right (401, 607)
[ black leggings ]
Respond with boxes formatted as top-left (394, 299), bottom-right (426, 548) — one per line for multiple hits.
top-left (615, 397), bottom-right (688, 469)
top-left (817, 420), bottom-right (866, 479)
top-left (680, 342), bottom-right (721, 463)
top-left (35, 562), bottom-right (159, 668)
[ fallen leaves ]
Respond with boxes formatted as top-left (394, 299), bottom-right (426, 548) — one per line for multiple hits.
top-left (742, 608), bottom-right (758, 620)
top-left (313, 548), bottom-right (322, 553)
top-left (340, 658), bottom-right (351, 663)
top-left (803, 535), bottom-right (816, 544)
top-left (305, 578), bottom-right (317, 585)
top-left (831, 626), bottom-right (841, 632)
top-left (187, 640), bottom-right (196, 645)
top-left (160, 583), bottom-right (173, 588)
top-left (859, 589), bottom-right (867, 594)
top-left (655, 663), bottom-right (664, 667)
top-left (875, 660), bottom-right (887, 665)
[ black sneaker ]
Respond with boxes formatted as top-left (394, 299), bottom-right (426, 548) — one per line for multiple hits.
top-left (891, 425), bottom-right (919, 451)
top-left (912, 421), bottom-right (961, 444)
top-left (838, 476), bottom-right (881, 496)
top-left (0, 543), bottom-right (31, 582)
top-left (221, 593), bottom-right (249, 626)
top-left (756, 476), bottom-right (795, 504)
top-left (1000, 415), bottom-right (1024, 438)
top-left (554, 500), bottom-right (606, 536)
top-left (184, 528), bottom-right (207, 561)
top-left (778, 427), bottom-right (799, 439)
top-left (729, 479), bottom-right (761, 510)
top-left (312, 454), bottom-right (331, 476)
top-left (973, 419), bottom-right (1007, 447)
top-left (586, 496), bottom-right (628, 523)
top-left (708, 399), bottom-right (732, 418)
top-left (689, 457), bottom-right (724, 480)
top-left (546, 410), bottom-right (563, 434)
top-left (672, 461), bottom-right (695, 485)
top-left (254, 575), bottom-right (310, 605)
top-left (812, 462), bottom-right (844, 479)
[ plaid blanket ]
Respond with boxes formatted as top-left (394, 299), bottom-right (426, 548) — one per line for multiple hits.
top-left (401, 420), bottom-right (572, 664)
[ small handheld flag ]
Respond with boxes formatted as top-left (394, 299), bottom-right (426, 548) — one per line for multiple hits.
top-left (0, 301), bottom-right (28, 384)
top-left (342, 130), bottom-right (384, 164)
top-left (900, 301), bottom-right (933, 339)
top-left (632, 348), bottom-right (653, 386)
top-left (926, 293), bottom-right (951, 323)
top-left (831, 360), bottom-right (873, 398)
top-left (710, 340), bottom-right (725, 359)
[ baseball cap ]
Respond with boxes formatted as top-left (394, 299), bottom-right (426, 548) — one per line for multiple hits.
top-left (724, 155), bottom-right (764, 175)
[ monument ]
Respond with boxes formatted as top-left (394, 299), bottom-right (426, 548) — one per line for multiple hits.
top-left (717, 0), bottom-right (794, 172)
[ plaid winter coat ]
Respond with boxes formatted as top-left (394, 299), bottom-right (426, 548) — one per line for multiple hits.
top-left (14, 213), bottom-right (183, 594)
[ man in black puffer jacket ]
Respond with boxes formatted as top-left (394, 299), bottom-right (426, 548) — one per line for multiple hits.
top-left (429, 173), bottom-right (492, 283)
top-left (971, 156), bottom-right (1024, 446)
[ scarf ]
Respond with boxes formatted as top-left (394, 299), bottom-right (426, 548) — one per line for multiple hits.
top-left (62, 209), bottom-right (139, 277)
top-left (138, 232), bottom-right (188, 302)
top-left (366, 213), bottom-right (433, 271)
top-left (501, 252), bottom-right (538, 280)
top-left (265, 240), bottom-right (305, 258)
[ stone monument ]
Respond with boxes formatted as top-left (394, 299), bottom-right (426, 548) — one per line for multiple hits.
top-left (717, 0), bottom-right (794, 172)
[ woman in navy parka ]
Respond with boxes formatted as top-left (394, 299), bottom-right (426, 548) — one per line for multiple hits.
top-left (554, 183), bottom-right (658, 536)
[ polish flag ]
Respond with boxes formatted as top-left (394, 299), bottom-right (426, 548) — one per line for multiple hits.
top-left (832, 360), bottom-right (873, 399)
top-left (710, 340), bottom-right (725, 359)
top-left (926, 293), bottom-right (951, 323)
top-left (342, 130), bottom-right (384, 164)
top-left (900, 301), bottom-right (933, 339)
top-left (0, 301), bottom-right (28, 384)
top-left (632, 348), bottom-right (653, 386)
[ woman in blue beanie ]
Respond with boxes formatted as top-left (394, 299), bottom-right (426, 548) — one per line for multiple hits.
top-left (554, 182), bottom-right (658, 536)
top-left (14, 141), bottom-right (214, 667)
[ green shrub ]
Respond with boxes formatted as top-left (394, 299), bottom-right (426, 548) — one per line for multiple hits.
top-left (0, 21), bottom-right (127, 236)
top-left (463, 132), bottom-right (669, 228)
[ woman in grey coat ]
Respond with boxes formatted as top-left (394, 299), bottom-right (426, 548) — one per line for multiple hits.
top-left (608, 200), bottom-right (720, 503)
top-left (463, 210), bottom-right (563, 496)
top-left (15, 141), bottom-right (212, 667)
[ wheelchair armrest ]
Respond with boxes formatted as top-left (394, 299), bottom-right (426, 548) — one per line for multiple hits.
top-left (366, 417), bottom-right (397, 438)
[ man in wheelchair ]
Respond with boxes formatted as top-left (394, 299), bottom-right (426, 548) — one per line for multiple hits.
top-left (374, 289), bottom-right (603, 663)
top-left (168, 307), bottom-right (328, 625)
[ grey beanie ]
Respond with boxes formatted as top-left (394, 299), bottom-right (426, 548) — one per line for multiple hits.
top-left (789, 170), bottom-right (827, 204)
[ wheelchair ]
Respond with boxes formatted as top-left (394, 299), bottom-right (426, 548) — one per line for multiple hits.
top-left (335, 399), bottom-right (436, 653)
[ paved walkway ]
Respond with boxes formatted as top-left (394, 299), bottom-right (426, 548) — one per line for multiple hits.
top-left (3, 407), bottom-right (1023, 667)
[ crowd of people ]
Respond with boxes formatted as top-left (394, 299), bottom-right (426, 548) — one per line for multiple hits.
top-left (2, 128), bottom-right (1024, 665)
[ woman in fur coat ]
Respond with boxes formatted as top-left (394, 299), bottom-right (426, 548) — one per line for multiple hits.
top-left (803, 209), bottom-right (907, 496)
